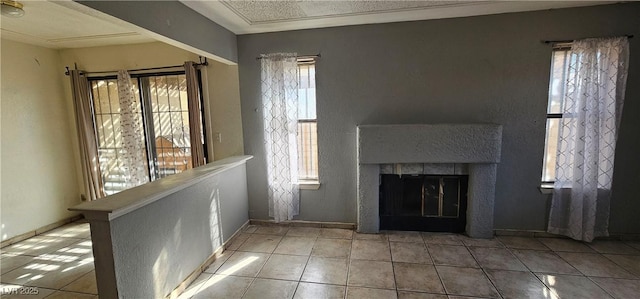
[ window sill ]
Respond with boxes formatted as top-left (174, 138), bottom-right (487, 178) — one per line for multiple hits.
top-left (299, 181), bottom-right (321, 190)
top-left (539, 182), bottom-right (553, 194)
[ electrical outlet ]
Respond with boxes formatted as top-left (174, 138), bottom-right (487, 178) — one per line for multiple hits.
top-left (215, 132), bottom-right (222, 143)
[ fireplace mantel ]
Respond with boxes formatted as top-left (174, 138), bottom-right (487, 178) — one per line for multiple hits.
top-left (357, 124), bottom-right (502, 238)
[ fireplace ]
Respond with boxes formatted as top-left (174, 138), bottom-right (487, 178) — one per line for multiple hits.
top-left (357, 124), bottom-right (502, 238)
top-left (380, 173), bottom-right (468, 232)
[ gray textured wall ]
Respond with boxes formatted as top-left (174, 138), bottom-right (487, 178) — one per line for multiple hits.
top-left (108, 165), bottom-right (248, 298)
top-left (237, 3), bottom-right (640, 233)
top-left (77, 0), bottom-right (238, 63)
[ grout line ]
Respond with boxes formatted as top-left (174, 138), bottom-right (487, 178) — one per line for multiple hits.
top-left (463, 239), bottom-right (505, 299)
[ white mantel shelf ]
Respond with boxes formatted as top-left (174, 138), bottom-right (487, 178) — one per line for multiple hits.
top-left (70, 155), bottom-right (253, 221)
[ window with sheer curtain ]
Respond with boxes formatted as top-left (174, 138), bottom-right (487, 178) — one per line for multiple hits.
top-left (89, 72), bottom-right (206, 194)
top-left (297, 61), bottom-right (319, 183)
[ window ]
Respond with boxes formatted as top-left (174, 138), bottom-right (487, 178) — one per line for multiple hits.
top-left (297, 61), bottom-right (319, 184)
top-left (542, 44), bottom-right (573, 184)
top-left (90, 72), bottom-right (206, 194)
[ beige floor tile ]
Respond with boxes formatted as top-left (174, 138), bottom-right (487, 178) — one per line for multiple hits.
top-left (294, 282), bottom-right (345, 299)
top-left (394, 262), bottom-right (444, 293)
top-left (351, 240), bottom-right (391, 261)
top-left (461, 237), bottom-right (504, 248)
top-left (468, 247), bottom-right (527, 271)
top-left (258, 254), bottom-right (308, 281)
top-left (390, 242), bottom-right (432, 264)
top-left (498, 236), bottom-right (549, 250)
top-left (591, 277), bottom-right (640, 299)
top-left (3, 237), bottom-right (80, 257)
top-left (319, 228), bottom-right (353, 239)
top-left (225, 233), bottom-right (250, 251)
top-left (447, 296), bottom-right (489, 299)
top-left (176, 273), bottom-right (212, 299)
top-left (428, 245), bottom-right (478, 267)
top-left (557, 252), bottom-right (636, 278)
top-left (348, 260), bottom-right (395, 289)
top-left (422, 233), bottom-right (464, 246)
top-left (242, 278), bottom-right (298, 299)
top-left (237, 234), bottom-right (282, 253)
top-left (286, 227), bottom-right (321, 238)
top-left (436, 266), bottom-right (499, 298)
top-left (274, 237), bottom-right (316, 256)
top-left (537, 238), bottom-right (595, 253)
top-left (254, 226), bottom-right (289, 236)
top-left (387, 231), bottom-right (424, 243)
top-left (0, 285), bottom-right (55, 299)
top-left (192, 274), bottom-right (253, 299)
top-left (215, 251), bottom-right (269, 277)
top-left (624, 241), bottom-right (640, 251)
top-left (311, 238), bottom-right (351, 258)
top-left (355, 233), bottom-right (388, 242)
top-left (61, 270), bottom-right (97, 294)
top-left (511, 249), bottom-right (579, 274)
top-left (605, 254), bottom-right (640, 277)
top-left (43, 223), bottom-right (91, 239)
top-left (397, 291), bottom-right (447, 299)
top-left (203, 250), bottom-right (234, 274)
top-left (243, 225), bottom-right (258, 234)
top-left (537, 273), bottom-right (612, 299)
top-left (2, 239), bottom-right (45, 255)
top-left (346, 287), bottom-right (397, 299)
top-left (1, 255), bottom-right (34, 275)
top-left (1, 256), bottom-right (93, 289)
top-left (301, 257), bottom-right (348, 285)
top-left (589, 240), bottom-right (640, 255)
top-left (486, 269), bottom-right (553, 298)
top-left (43, 290), bottom-right (97, 299)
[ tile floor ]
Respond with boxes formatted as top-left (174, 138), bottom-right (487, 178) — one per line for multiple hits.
top-left (1, 221), bottom-right (97, 298)
top-left (179, 226), bottom-right (640, 299)
top-left (2, 222), bottom-right (640, 299)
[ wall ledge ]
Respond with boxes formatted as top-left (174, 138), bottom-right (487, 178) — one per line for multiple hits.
top-left (70, 155), bottom-right (253, 221)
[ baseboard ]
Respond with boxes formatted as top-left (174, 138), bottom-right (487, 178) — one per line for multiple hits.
top-left (1, 215), bottom-right (84, 248)
top-left (249, 219), bottom-right (356, 230)
top-left (494, 229), bottom-right (639, 241)
top-left (166, 220), bottom-right (250, 299)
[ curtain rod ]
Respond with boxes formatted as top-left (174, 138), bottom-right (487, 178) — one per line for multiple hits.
top-left (255, 53), bottom-right (321, 60)
top-left (542, 34), bottom-right (634, 44)
top-left (64, 57), bottom-right (208, 76)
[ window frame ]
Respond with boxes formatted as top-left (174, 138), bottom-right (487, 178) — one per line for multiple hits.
top-left (88, 70), bottom-right (208, 194)
top-left (296, 59), bottom-right (320, 189)
top-left (541, 43), bottom-right (573, 192)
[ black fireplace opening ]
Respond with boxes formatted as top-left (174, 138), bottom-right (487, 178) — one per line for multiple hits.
top-left (379, 174), bottom-right (468, 232)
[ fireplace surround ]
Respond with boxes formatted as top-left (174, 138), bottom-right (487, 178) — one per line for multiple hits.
top-left (357, 124), bottom-right (502, 238)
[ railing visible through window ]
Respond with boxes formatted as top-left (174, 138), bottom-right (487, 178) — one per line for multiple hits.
top-left (90, 72), bottom-right (204, 195)
top-left (297, 62), bottom-right (319, 182)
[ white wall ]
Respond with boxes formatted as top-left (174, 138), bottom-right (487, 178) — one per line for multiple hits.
top-left (206, 60), bottom-right (244, 160)
top-left (1, 39), bottom-right (81, 240)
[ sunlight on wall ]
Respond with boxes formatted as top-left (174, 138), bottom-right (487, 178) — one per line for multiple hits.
top-left (209, 176), bottom-right (223, 249)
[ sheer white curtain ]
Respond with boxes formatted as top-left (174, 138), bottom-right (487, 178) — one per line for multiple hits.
top-left (261, 53), bottom-right (300, 222)
top-left (548, 37), bottom-right (629, 242)
top-left (117, 70), bottom-right (149, 188)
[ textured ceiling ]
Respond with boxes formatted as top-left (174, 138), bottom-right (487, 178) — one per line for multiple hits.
top-left (0, 1), bottom-right (154, 49)
top-left (181, 0), bottom-right (613, 34)
top-left (222, 0), bottom-right (475, 23)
